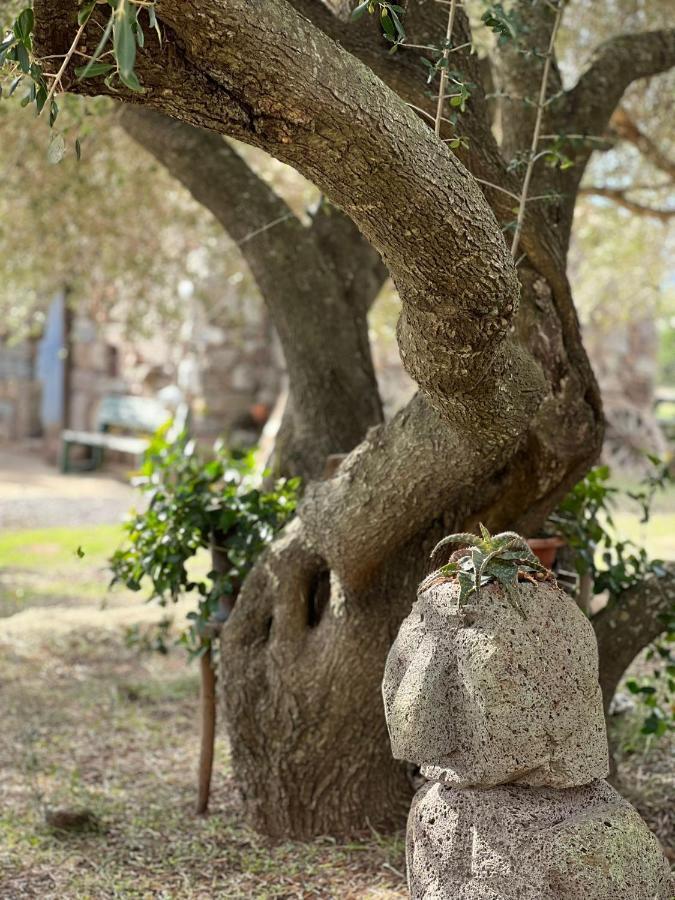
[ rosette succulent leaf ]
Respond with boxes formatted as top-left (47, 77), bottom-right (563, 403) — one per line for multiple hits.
top-left (420, 525), bottom-right (552, 615)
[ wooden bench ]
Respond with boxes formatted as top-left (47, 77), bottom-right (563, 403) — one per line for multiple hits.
top-left (60, 394), bottom-right (187, 473)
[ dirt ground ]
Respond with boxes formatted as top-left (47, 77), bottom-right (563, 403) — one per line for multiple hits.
top-left (0, 446), bottom-right (407, 899)
top-left (0, 445), bottom-right (136, 529)
top-left (0, 446), bottom-right (672, 898)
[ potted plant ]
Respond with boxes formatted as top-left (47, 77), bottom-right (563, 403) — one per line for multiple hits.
top-left (526, 534), bottom-right (566, 569)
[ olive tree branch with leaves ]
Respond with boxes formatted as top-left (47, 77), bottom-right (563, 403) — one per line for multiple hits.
top-left (41, 12), bottom-right (87, 112)
top-left (349, 0), bottom-right (575, 249)
top-left (433, 0), bottom-right (458, 136)
top-left (1, 0), bottom-right (157, 159)
top-left (510, 0), bottom-right (565, 258)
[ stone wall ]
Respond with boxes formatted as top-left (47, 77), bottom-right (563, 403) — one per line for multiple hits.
top-left (585, 314), bottom-right (668, 471)
top-left (0, 341), bottom-right (41, 442)
top-left (193, 290), bottom-right (283, 445)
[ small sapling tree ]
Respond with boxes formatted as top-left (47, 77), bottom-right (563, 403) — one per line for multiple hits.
top-left (110, 426), bottom-right (299, 813)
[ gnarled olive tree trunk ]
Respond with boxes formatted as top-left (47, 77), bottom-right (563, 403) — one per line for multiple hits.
top-left (34, 0), bottom-right (675, 837)
top-left (220, 263), bottom-right (601, 836)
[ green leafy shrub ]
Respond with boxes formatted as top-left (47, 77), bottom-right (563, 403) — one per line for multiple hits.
top-left (548, 459), bottom-right (674, 736)
top-left (1, 1), bottom-right (156, 160)
top-left (548, 459), bottom-right (671, 598)
top-left (110, 426), bottom-right (299, 656)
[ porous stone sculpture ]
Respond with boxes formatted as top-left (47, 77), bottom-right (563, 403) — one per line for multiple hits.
top-left (383, 530), bottom-right (671, 899)
top-left (408, 779), bottom-right (671, 900)
top-left (383, 580), bottom-right (608, 788)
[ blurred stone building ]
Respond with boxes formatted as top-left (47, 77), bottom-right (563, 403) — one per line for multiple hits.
top-left (584, 314), bottom-right (668, 472)
top-left (0, 286), bottom-right (283, 462)
top-left (0, 340), bottom-right (41, 443)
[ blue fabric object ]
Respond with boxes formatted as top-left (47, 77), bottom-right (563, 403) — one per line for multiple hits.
top-left (36, 292), bottom-right (65, 429)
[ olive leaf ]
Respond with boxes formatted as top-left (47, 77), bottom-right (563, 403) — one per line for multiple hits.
top-left (47, 132), bottom-right (66, 165)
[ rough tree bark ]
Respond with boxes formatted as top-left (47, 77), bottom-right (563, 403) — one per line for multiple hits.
top-left (593, 564), bottom-right (675, 716)
top-left (33, 0), bottom-right (675, 837)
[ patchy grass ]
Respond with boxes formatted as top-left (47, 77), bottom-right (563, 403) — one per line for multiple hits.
top-left (1, 518), bottom-right (672, 897)
top-left (0, 526), bottom-right (211, 619)
top-left (0, 524), bottom-right (125, 569)
top-left (0, 630), bottom-right (407, 899)
top-left (0, 527), bottom-right (406, 898)
top-left (0, 525), bottom-right (125, 618)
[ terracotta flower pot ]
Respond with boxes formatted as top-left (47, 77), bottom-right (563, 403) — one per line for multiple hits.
top-left (250, 403), bottom-right (271, 426)
top-left (527, 536), bottom-right (565, 569)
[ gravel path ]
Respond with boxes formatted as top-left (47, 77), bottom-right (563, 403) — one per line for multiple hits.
top-left (0, 445), bottom-right (137, 529)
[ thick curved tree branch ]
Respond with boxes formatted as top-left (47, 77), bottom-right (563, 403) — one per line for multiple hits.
top-left (35, 0), bottom-right (540, 437)
top-left (299, 361), bottom-right (550, 590)
top-left (120, 106), bottom-right (384, 479)
top-left (298, 268), bottom-right (601, 589)
top-left (33, 0), bottom-right (603, 593)
top-left (27, 0), bottom-right (609, 834)
top-left (296, 0), bottom-right (581, 322)
top-left (578, 186), bottom-right (675, 222)
top-left (593, 564), bottom-right (675, 715)
top-left (292, 1), bottom-right (524, 227)
top-left (35, 0), bottom-right (575, 370)
top-left (567, 29), bottom-right (675, 138)
top-left (108, 21), bottom-right (594, 603)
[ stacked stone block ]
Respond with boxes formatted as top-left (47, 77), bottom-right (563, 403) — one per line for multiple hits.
top-left (383, 579), bottom-right (671, 899)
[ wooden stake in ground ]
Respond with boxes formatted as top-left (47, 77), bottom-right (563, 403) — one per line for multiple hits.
top-left (196, 646), bottom-right (217, 815)
top-left (196, 545), bottom-right (237, 815)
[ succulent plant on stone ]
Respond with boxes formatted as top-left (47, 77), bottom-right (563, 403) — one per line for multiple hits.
top-left (420, 525), bottom-right (553, 613)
